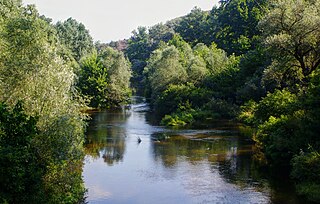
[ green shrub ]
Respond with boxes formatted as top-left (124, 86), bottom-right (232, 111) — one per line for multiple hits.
top-left (202, 99), bottom-right (239, 119)
top-left (254, 89), bottom-right (297, 122)
top-left (160, 102), bottom-right (195, 127)
top-left (291, 151), bottom-right (320, 202)
top-left (0, 102), bottom-right (44, 203)
top-left (238, 100), bottom-right (258, 125)
top-left (155, 83), bottom-right (211, 117)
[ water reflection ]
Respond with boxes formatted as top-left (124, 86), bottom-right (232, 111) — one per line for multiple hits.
top-left (83, 97), bottom-right (305, 204)
top-left (150, 131), bottom-right (270, 196)
top-left (85, 109), bottom-right (130, 166)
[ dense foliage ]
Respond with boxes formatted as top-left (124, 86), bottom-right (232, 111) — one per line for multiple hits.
top-left (78, 48), bottom-right (131, 108)
top-left (55, 17), bottom-right (94, 61)
top-left (0, 102), bottom-right (42, 203)
top-left (55, 18), bottom-right (132, 109)
top-left (0, 1), bottom-right (87, 203)
top-left (143, 34), bottom-right (239, 125)
top-left (0, 0), bottom-right (132, 201)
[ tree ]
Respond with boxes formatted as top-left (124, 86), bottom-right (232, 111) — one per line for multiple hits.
top-left (144, 45), bottom-right (187, 99)
top-left (126, 25), bottom-right (176, 94)
top-left (259, 0), bottom-right (320, 85)
top-left (126, 26), bottom-right (152, 62)
top-left (148, 23), bottom-right (175, 46)
top-left (55, 17), bottom-right (94, 61)
top-left (78, 47), bottom-right (131, 108)
top-left (78, 51), bottom-right (108, 108)
top-left (0, 102), bottom-right (43, 203)
top-left (173, 7), bottom-right (211, 46)
top-left (0, 2), bottom-right (86, 202)
top-left (125, 27), bottom-right (152, 94)
top-left (215, 0), bottom-right (267, 55)
top-left (100, 47), bottom-right (132, 106)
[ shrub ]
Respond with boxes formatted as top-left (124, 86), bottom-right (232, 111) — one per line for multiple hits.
top-left (291, 151), bottom-right (320, 202)
top-left (0, 102), bottom-right (44, 203)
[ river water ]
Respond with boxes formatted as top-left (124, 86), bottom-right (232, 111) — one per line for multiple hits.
top-left (83, 97), bottom-right (304, 204)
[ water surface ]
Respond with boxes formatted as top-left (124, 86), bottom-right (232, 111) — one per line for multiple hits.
top-left (83, 97), bottom-right (304, 204)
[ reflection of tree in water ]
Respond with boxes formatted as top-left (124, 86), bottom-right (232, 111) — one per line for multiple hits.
top-left (151, 132), bottom-right (240, 167)
top-left (217, 148), bottom-right (308, 203)
top-left (151, 132), bottom-right (270, 188)
top-left (100, 127), bottom-right (126, 166)
top-left (218, 147), bottom-right (256, 186)
top-left (85, 109), bottom-right (130, 166)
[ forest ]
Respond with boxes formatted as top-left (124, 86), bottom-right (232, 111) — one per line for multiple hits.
top-left (0, 0), bottom-right (319, 203)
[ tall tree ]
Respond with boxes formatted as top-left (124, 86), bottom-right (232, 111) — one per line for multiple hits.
top-left (78, 47), bottom-right (131, 108)
top-left (0, 2), bottom-right (86, 202)
top-left (215, 0), bottom-right (267, 55)
top-left (144, 45), bottom-right (188, 99)
top-left (100, 47), bottom-right (132, 106)
top-left (55, 17), bottom-right (94, 61)
top-left (126, 25), bottom-right (175, 94)
top-left (173, 7), bottom-right (211, 46)
top-left (148, 23), bottom-right (175, 46)
top-left (259, 0), bottom-right (320, 87)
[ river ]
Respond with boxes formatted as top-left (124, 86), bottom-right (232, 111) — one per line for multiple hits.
top-left (83, 96), bottom-right (305, 204)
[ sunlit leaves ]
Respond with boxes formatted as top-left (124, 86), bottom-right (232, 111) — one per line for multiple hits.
top-left (78, 47), bottom-right (131, 108)
top-left (55, 17), bottom-right (94, 61)
top-left (259, 0), bottom-right (320, 78)
top-left (145, 45), bottom-right (187, 96)
top-left (0, 1), bottom-right (87, 202)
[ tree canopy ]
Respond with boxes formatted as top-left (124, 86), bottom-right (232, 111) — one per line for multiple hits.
top-left (0, 1), bottom-right (86, 202)
top-left (55, 17), bottom-right (94, 61)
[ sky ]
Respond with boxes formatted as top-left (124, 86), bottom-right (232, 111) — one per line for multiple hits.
top-left (22, 0), bottom-right (219, 43)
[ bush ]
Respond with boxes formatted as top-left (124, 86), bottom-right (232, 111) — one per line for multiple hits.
top-left (254, 89), bottom-right (297, 122)
top-left (238, 100), bottom-right (258, 125)
top-left (254, 114), bottom-right (305, 165)
top-left (291, 151), bottom-right (320, 202)
top-left (155, 83), bottom-right (211, 117)
top-left (160, 102), bottom-right (195, 127)
top-left (0, 102), bottom-right (44, 203)
top-left (202, 98), bottom-right (239, 119)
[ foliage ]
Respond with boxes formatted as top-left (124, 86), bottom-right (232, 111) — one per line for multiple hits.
top-left (0, 102), bottom-right (44, 203)
top-left (99, 47), bottom-right (132, 106)
top-left (0, 1), bottom-right (87, 202)
top-left (254, 89), bottom-right (297, 123)
top-left (236, 0), bottom-right (320, 167)
top-left (236, 47), bottom-right (270, 103)
top-left (238, 100), bottom-right (258, 125)
top-left (125, 26), bottom-right (175, 94)
top-left (144, 43), bottom-right (188, 99)
top-left (78, 47), bottom-right (132, 108)
top-left (201, 98), bottom-right (239, 119)
top-left (291, 151), bottom-right (320, 202)
top-left (155, 83), bottom-right (212, 117)
top-left (78, 52), bottom-right (107, 107)
top-left (255, 115), bottom-right (297, 164)
top-left (259, 0), bottom-right (320, 83)
top-left (173, 7), bottom-right (211, 46)
top-left (161, 102), bottom-right (196, 127)
top-left (55, 17), bottom-right (94, 61)
top-left (215, 0), bottom-right (267, 55)
top-left (144, 35), bottom-right (241, 126)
